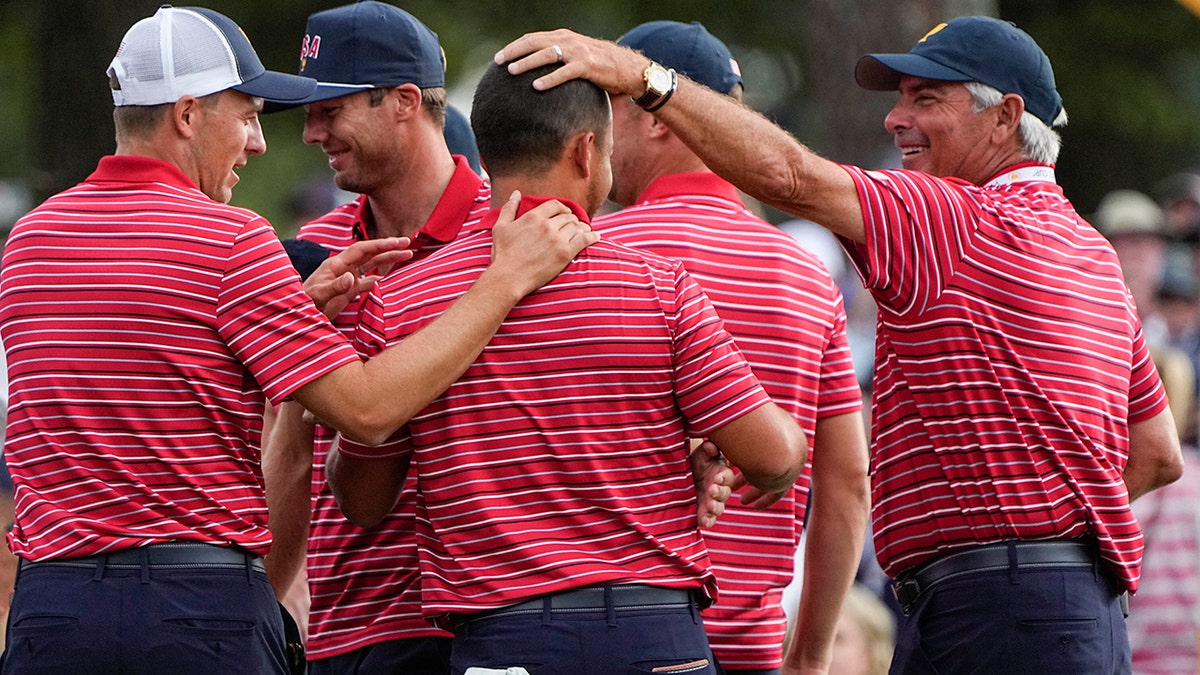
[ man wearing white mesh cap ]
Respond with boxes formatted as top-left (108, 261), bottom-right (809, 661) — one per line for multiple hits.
top-left (0, 6), bottom-right (595, 674)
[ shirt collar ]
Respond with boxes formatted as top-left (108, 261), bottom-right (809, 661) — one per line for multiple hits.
top-left (634, 172), bottom-right (742, 207)
top-left (474, 194), bottom-right (591, 232)
top-left (89, 155), bottom-right (200, 192)
top-left (983, 162), bottom-right (1058, 188)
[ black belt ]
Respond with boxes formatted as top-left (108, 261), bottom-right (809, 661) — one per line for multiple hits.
top-left (469, 584), bottom-right (695, 621)
top-left (18, 542), bottom-right (265, 573)
top-left (892, 539), bottom-right (1096, 615)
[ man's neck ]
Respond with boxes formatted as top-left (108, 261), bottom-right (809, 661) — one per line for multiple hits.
top-left (618, 146), bottom-right (711, 208)
top-left (364, 143), bottom-right (458, 240)
top-left (489, 172), bottom-right (588, 214)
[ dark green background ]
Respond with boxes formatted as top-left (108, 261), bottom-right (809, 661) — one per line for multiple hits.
top-left (2, 0), bottom-right (1199, 231)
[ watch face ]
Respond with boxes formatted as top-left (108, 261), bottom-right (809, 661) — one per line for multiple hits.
top-left (647, 67), bottom-right (672, 93)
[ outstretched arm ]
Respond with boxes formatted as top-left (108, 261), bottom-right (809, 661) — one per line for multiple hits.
top-left (496, 31), bottom-right (867, 243)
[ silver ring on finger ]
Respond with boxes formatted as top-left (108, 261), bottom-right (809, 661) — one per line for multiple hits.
top-left (552, 45), bottom-right (563, 63)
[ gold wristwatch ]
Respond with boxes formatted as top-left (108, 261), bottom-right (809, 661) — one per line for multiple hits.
top-left (633, 62), bottom-right (677, 112)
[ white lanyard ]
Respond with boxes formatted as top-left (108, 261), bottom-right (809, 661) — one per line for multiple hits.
top-left (984, 165), bottom-right (1056, 188)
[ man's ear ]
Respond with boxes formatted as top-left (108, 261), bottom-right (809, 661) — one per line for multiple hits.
top-left (390, 84), bottom-right (424, 122)
top-left (647, 113), bottom-right (673, 140)
top-left (570, 130), bottom-right (596, 178)
top-left (994, 93), bottom-right (1024, 140)
top-left (173, 95), bottom-right (202, 138)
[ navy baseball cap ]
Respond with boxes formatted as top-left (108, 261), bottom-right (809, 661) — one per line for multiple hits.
top-left (108, 6), bottom-right (317, 108)
top-left (443, 104), bottom-right (483, 176)
top-left (281, 239), bottom-right (330, 282)
top-left (292, 1), bottom-right (444, 106)
top-left (855, 16), bottom-right (1063, 126)
top-left (618, 21), bottom-right (742, 96)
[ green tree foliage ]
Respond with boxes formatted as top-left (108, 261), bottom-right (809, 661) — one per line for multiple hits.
top-left (1003, 0), bottom-right (1200, 214)
top-left (5, 0), bottom-right (1200, 228)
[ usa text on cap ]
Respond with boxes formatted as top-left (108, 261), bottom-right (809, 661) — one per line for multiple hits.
top-left (854, 16), bottom-right (1063, 126)
top-left (293, 1), bottom-right (445, 107)
top-left (108, 5), bottom-right (316, 108)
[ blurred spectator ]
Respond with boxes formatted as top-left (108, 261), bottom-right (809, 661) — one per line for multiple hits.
top-left (1126, 345), bottom-right (1200, 674)
top-left (819, 583), bottom-right (895, 675)
top-left (283, 173), bottom-right (355, 238)
top-left (1156, 263), bottom-right (1200, 444)
top-left (1094, 188), bottom-right (1170, 345)
top-left (443, 104), bottom-right (483, 176)
top-left (1154, 171), bottom-right (1200, 245)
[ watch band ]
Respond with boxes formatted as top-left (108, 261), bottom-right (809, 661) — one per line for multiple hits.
top-left (632, 82), bottom-right (663, 109)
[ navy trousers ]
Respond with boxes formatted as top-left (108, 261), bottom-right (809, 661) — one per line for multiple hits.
top-left (308, 636), bottom-right (452, 675)
top-left (450, 600), bottom-right (715, 675)
top-left (890, 565), bottom-right (1131, 674)
top-left (1, 557), bottom-right (287, 674)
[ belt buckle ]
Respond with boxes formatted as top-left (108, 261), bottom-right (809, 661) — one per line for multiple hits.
top-left (892, 577), bottom-right (920, 616)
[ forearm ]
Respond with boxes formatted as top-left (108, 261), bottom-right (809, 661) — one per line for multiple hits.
top-left (784, 412), bottom-right (870, 674)
top-left (262, 401), bottom-right (316, 598)
top-left (785, 485), bottom-right (869, 672)
top-left (708, 402), bottom-right (808, 494)
top-left (654, 81), bottom-right (864, 242)
top-left (1125, 407), bottom-right (1184, 501)
top-left (325, 442), bottom-right (409, 528)
top-left (294, 267), bottom-right (524, 445)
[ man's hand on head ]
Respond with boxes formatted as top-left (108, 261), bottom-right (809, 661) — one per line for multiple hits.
top-left (496, 29), bottom-right (649, 98)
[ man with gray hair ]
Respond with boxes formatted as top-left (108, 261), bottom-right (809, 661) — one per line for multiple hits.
top-left (500, 15), bottom-right (1184, 674)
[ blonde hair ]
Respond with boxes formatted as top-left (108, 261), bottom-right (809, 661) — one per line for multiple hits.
top-left (841, 584), bottom-right (896, 675)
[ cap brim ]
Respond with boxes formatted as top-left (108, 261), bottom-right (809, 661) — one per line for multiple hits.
top-left (855, 53), bottom-right (973, 91)
top-left (260, 82), bottom-right (377, 113)
top-left (233, 71), bottom-right (319, 113)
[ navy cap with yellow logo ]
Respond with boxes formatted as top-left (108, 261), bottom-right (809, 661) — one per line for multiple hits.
top-left (855, 16), bottom-right (1063, 126)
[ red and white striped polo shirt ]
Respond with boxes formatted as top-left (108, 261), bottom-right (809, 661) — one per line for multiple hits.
top-left (0, 155), bottom-right (358, 560)
top-left (342, 195), bottom-right (772, 619)
top-left (296, 156), bottom-right (487, 658)
top-left (595, 172), bottom-right (861, 669)
top-left (843, 162), bottom-right (1168, 591)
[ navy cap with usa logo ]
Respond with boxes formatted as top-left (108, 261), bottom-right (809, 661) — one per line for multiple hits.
top-left (290, 0), bottom-right (445, 108)
top-left (854, 15), bottom-right (1063, 126)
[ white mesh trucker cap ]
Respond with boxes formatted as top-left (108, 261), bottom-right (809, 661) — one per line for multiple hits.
top-left (107, 5), bottom-right (316, 107)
